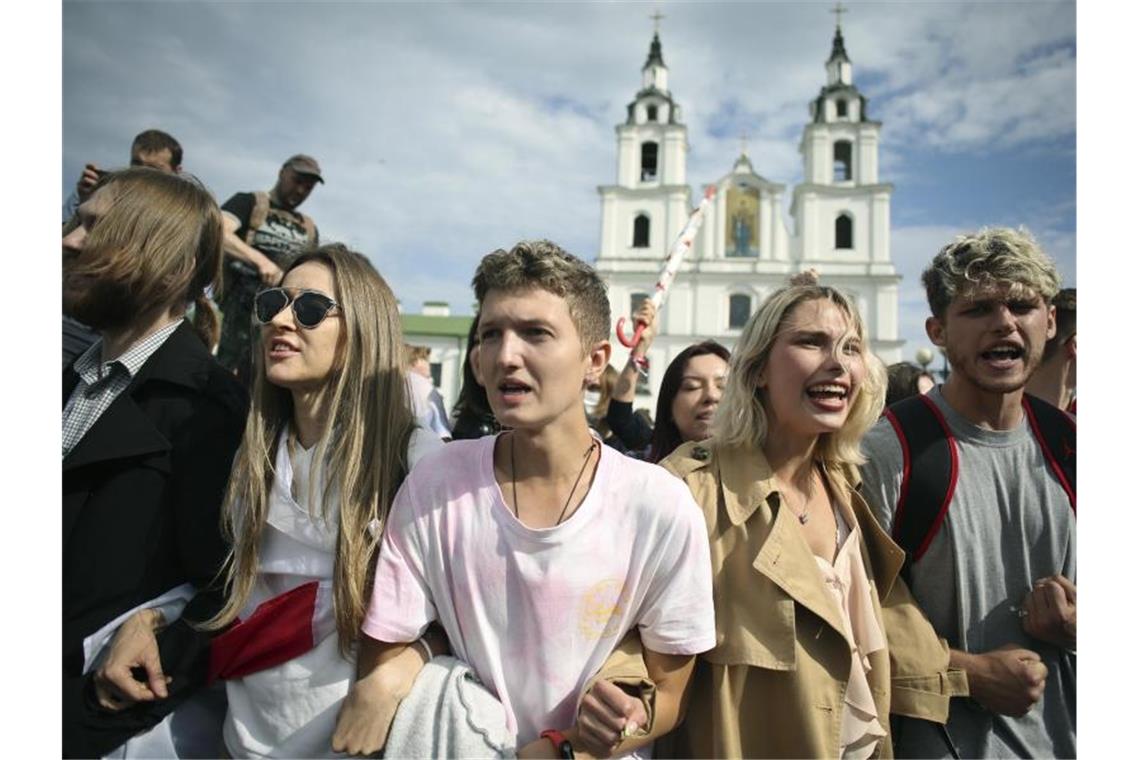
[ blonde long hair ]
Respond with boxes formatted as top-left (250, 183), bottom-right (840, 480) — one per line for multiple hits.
top-left (713, 280), bottom-right (886, 466)
top-left (204, 244), bottom-right (415, 654)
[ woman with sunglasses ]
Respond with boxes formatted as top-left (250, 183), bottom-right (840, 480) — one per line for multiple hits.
top-left (203, 243), bottom-right (443, 758)
top-left (657, 272), bottom-right (962, 758)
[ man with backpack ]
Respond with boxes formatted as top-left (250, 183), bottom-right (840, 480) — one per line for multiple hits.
top-left (216, 154), bottom-right (322, 380)
top-left (859, 227), bottom-right (1075, 758)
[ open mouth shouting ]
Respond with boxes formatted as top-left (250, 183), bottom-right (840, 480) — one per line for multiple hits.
top-left (497, 378), bottom-right (533, 405)
top-left (805, 381), bottom-right (851, 412)
top-left (980, 342), bottom-right (1025, 370)
top-left (267, 337), bottom-right (301, 360)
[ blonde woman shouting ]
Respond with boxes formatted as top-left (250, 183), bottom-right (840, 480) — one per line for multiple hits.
top-left (659, 273), bottom-right (964, 758)
top-left (204, 244), bottom-right (441, 758)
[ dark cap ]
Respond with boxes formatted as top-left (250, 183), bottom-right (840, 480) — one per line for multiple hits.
top-left (282, 154), bottom-right (324, 183)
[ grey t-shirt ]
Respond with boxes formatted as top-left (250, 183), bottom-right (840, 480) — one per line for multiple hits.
top-left (859, 387), bottom-right (1075, 759)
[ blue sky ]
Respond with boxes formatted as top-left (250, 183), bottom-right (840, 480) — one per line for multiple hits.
top-left (61, 0), bottom-right (1076, 358)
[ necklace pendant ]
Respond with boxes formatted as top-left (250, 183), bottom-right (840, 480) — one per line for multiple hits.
top-left (798, 513), bottom-right (809, 525)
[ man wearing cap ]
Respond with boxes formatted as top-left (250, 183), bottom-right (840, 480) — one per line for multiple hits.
top-left (216, 154), bottom-right (323, 379)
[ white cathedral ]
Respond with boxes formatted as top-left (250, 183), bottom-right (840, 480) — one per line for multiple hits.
top-left (595, 22), bottom-right (904, 413)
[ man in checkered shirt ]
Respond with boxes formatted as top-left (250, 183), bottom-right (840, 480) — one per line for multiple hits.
top-left (62, 167), bottom-right (247, 757)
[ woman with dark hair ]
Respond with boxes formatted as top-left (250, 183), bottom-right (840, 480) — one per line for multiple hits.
top-left (449, 314), bottom-right (501, 440)
top-left (606, 301), bottom-right (730, 462)
top-left (647, 341), bottom-right (731, 463)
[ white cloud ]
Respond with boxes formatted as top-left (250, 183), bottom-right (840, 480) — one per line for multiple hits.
top-left (62, 0), bottom-right (1075, 321)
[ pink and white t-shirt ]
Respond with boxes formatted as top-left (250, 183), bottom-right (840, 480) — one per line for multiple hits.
top-left (362, 434), bottom-right (716, 746)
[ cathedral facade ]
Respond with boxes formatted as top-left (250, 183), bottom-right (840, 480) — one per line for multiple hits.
top-left (594, 24), bottom-right (904, 414)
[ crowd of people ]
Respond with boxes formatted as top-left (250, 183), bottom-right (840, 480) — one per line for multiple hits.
top-left (62, 129), bottom-right (1076, 759)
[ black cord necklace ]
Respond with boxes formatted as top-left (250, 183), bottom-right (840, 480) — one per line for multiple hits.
top-left (510, 432), bottom-right (599, 526)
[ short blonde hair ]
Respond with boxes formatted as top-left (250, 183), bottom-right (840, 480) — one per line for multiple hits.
top-left (923, 226), bottom-right (1061, 318)
top-left (713, 283), bottom-right (886, 466)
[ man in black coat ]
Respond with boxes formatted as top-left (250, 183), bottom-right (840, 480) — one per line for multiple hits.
top-left (62, 167), bottom-right (248, 757)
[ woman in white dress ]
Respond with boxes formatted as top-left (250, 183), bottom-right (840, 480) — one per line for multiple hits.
top-left (204, 243), bottom-right (441, 758)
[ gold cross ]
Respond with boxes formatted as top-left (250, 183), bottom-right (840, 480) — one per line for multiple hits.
top-left (831, 2), bottom-right (847, 29)
top-left (650, 9), bottom-right (665, 33)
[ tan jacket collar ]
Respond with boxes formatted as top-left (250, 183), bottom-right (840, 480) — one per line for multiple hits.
top-left (714, 440), bottom-right (777, 527)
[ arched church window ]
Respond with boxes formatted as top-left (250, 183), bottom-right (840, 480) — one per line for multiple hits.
top-left (640, 142), bottom-right (659, 181)
top-left (833, 140), bottom-right (852, 182)
top-left (632, 214), bottom-right (650, 248)
top-left (835, 99), bottom-right (848, 118)
top-left (835, 213), bottom-right (854, 250)
top-left (729, 294), bottom-right (752, 329)
top-left (646, 105), bottom-right (658, 122)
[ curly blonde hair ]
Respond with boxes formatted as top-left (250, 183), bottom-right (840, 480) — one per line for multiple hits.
top-left (922, 227), bottom-right (1061, 318)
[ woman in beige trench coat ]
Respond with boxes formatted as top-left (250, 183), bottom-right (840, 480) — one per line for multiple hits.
top-left (657, 275), bottom-right (966, 759)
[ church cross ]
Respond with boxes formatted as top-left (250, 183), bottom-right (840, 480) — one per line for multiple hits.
top-left (739, 130), bottom-right (750, 157)
top-left (831, 2), bottom-right (847, 30)
top-left (650, 9), bottom-right (665, 33)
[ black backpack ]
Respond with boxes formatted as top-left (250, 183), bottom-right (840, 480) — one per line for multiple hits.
top-left (882, 393), bottom-right (1075, 582)
top-left (883, 393), bottom-right (1075, 758)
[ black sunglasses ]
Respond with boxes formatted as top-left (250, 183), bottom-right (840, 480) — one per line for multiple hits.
top-left (254, 287), bottom-right (341, 329)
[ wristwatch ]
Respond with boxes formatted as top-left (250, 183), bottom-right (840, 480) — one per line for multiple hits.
top-left (540, 729), bottom-right (574, 759)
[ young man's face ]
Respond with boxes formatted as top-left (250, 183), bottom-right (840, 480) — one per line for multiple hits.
top-left (476, 287), bottom-right (608, 432)
top-left (927, 282), bottom-right (1056, 396)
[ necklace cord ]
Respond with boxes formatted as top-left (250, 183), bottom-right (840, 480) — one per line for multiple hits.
top-left (510, 433), bottom-right (599, 526)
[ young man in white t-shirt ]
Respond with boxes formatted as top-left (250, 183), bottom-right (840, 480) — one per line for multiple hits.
top-left (333, 240), bottom-right (716, 757)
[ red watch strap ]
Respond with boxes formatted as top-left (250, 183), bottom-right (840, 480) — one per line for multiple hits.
top-left (540, 729), bottom-right (573, 758)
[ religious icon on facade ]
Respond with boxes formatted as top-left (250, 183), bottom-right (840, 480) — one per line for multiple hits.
top-left (725, 185), bottom-right (760, 257)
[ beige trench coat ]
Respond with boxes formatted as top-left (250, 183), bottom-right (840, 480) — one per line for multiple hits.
top-left (651, 440), bottom-right (966, 759)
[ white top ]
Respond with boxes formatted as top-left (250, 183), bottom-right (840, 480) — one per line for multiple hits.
top-left (812, 505), bottom-right (888, 760)
top-left (363, 434), bottom-right (716, 748)
top-left (223, 426), bottom-right (442, 759)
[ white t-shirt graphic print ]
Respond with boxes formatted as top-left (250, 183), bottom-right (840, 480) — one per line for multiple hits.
top-left (363, 434), bottom-right (716, 747)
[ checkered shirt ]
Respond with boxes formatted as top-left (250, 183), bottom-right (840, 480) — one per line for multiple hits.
top-left (62, 320), bottom-right (183, 458)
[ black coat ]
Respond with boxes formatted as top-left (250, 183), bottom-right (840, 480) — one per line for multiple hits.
top-left (62, 321), bottom-right (248, 757)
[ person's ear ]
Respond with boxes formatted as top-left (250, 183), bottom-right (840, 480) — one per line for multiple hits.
top-left (1066, 332), bottom-right (1077, 360)
top-left (925, 316), bottom-right (946, 348)
top-left (470, 344), bottom-right (484, 387)
top-left (1045, 304), bottom-right (1057, 341)
top-left (583, 340), bottom-right (612, 388)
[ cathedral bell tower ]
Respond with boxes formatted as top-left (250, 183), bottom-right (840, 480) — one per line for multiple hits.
top-left (792, 6), bottom-right (892, 268)
top-left (597, 19), bottom-right (691, 260)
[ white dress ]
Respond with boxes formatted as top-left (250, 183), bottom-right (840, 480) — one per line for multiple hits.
top-left (222, 427), bottom-right (441, 758)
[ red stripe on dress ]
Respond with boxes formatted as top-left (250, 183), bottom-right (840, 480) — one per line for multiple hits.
top-left (207, 580), bottom-right (319, 683)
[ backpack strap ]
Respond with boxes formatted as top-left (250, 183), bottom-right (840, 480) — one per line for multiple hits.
top-left (883, 394), bottom-right (959, 580)
top-left (246, 191), bottom-right (271, 246)
top-left (1022, 394), bottom-right (1076, 513)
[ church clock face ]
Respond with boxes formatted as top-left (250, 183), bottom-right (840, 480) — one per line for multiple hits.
top-left (725, 185), bottom-right (760, 257)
